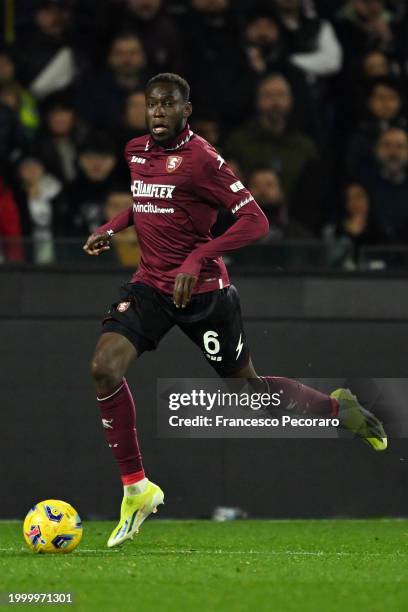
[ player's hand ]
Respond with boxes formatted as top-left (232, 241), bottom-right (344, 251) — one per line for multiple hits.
top-left (83, 232), bottom-right (111, 256)
top-left (173, 273), bottom-right (198, 308)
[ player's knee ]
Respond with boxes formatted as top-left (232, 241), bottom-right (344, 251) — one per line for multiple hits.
top-left (90, 351), bottom-right (123, 389)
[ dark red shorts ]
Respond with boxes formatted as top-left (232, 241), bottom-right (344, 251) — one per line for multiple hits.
top-left (101, 281), bottom-right (250, 376)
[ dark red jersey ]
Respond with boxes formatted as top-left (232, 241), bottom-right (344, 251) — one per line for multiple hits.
top-left (96, 124), bottom-right (269, 294)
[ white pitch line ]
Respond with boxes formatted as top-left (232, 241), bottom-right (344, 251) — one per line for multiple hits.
top-left (1, 548), bottom-right (407, 557)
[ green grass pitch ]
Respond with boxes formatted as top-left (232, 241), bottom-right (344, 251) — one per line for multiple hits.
top-left (0, 519), bottom-right (407, 611)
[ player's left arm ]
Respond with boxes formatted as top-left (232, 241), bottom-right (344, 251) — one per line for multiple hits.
top-left (173, 152), bottom-right (269, 306)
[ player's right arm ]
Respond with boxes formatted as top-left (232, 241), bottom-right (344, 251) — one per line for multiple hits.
top-left (83, 206), bottom-right (133, 256)
top-left (84, 140), bottom-right (138, 256)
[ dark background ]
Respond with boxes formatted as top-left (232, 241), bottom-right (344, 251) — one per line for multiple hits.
top-left (2, 267), bottom-right (408, 519)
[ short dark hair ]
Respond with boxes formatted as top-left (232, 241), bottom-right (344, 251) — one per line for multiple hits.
top-left (146, 73), bottom-right (190, 102)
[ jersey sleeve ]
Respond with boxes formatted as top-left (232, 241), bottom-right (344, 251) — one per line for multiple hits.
top-left (178, 147), bottom-right (269, 277)
top-left (95, 207), bottom-right (134, 236)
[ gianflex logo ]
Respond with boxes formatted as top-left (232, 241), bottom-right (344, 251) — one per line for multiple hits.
top-left (131, 180), bottom-right (175, 199)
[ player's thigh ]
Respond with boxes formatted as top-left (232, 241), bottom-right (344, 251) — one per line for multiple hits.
top-left (91, 331), bottom-right (137, 382)
top-left (179, 285), bottom-right (251, 376)
top-left (101, 282), bottom-right (174, 357)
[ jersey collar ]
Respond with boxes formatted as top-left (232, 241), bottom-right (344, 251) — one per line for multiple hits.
top-left (144, 124), bottom-right (194, 152)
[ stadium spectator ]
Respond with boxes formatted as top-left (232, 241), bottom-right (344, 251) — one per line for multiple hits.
top-left (34, 93), bottom-right (88, 186)
top-left (225, 159), bottom-right (244, 181)
top-left (388, 0), bottom-right (407, 21)
top-left (357, 128), bottom-right (408, 239)
top-left (330, 183), bottom-right (385, 246)
top-left (248, 167), bottom-right (312, 240)
top-left (336, 49), bottom-right (401, 135)
top-left (13, 152), bottom-right (68, 264)
top-left (0, 49), bottom-right (39, 140)
top-left (362, 50), bottom-right (391, 78)
top-left (323, 182), bottom-right (386, 267)
top-left (394, 7), bottom-right (408, 71)
top-left (113, 90), bottom-right (147, 179)
top-left (0, 177), bottom-right (24, 262)
top-left (242, 9), bottom-right (319, 139)
top-left (346, 77), bottom-right (407, 175)
top-left (314, 0), bottom-right (345, 20)
top-left (13, 0), bottom-right (79, 100)
top-left (224, 74), bottom-right (318, 209)
top-left (273, 0), bottom-right (343, 78)
top-left (115, 90), bottom-right (146, 149)
top-left (181, 0), bottom-right (248, 125)
top-left (68, 134), bottom-right (120, 236)
top-left (108, 0), bottom-right (184, 74)
top-left (3, 0), bottom-right (408, 269)
top-left (191, 113), bottom-right (221, 148)
top-left (335, 0), bottom-right (397, 68)
top-left (103, 190), bottom-right (140, 266)
top-left (0, 100), bottom-right (24, 179)
top-left (75, 33), bottom-right (148, 128)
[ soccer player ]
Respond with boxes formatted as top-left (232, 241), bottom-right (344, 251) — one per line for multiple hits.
top-left (83, 73), bottom-right (387, 548)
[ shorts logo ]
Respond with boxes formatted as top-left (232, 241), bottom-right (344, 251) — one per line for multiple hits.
top-left (117, 301), bottom-right (130, 313)
top-left (166, 156), bottom-right (183, 172)
top-left (236, 333), bottom-right (244, 359)
top-left (131, 156), bottom-right (146, 164)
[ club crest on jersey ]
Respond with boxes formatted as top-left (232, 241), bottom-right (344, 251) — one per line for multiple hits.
top-left (166, 156), bottom-right (183, 173)
top-left (117, 301), bottom-right (130, 313)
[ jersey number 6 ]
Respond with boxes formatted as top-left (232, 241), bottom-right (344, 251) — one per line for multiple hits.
top-left (203, 330), bottom-right (221, 355)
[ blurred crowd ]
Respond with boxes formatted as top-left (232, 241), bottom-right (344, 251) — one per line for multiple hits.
top-left (1, 0), bottom-right (408, 267)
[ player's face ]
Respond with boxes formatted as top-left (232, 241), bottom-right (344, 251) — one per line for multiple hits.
top-left (145, 83), bottom-right (192, 145)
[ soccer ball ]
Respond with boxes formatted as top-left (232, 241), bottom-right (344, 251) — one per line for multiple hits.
top-left (23, 499), bottom-right (83, 554)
